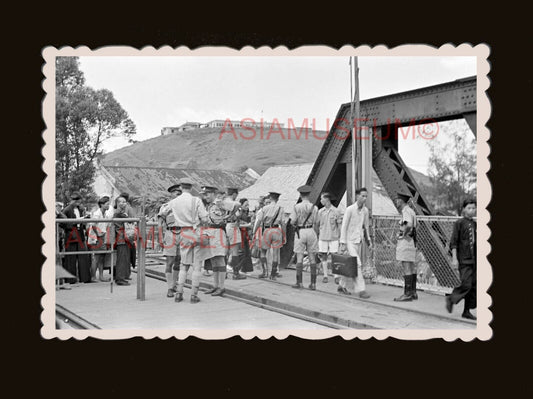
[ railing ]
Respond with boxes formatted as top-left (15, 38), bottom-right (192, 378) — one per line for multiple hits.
top-left (370, 215), bottom-right (463, 294)
top-left (56, 217), bottom-right (147, 300)
top-left (56, 214), bottom-right (466, 298)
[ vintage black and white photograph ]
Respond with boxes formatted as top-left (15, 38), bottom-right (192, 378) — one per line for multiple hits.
top-left (41, 45), bottom-right (491, 339)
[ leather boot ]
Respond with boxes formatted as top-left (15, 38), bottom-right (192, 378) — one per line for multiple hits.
top-left (394, 275), bottom-right (413, 302)
top-left (411, 274), bottom-right (418, 300)
top-left (308, 264), bottom-right (317, 290)
top-left (292, 263), bottom-right (303, 289)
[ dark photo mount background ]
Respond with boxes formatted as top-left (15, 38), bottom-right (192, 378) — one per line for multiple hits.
top-left (12, 15), bottom-right (526, 396)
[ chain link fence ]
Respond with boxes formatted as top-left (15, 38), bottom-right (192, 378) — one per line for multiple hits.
top-left (371, 215), bottom-right (463, 294)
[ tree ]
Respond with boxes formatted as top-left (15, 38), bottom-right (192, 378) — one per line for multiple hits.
top-left (426, 120), bottom-right (476, 215)
top-left (56, 57), bottom-right (136, 204)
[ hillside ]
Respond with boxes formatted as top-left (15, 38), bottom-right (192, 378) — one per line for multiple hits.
top-left (102, 126), bottom-right (435, 198)
top-left (102, 127), bottom-right (327, 175)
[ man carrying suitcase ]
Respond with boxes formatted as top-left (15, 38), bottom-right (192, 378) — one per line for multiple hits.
top-left (339, 187), bottom-right (372, 298)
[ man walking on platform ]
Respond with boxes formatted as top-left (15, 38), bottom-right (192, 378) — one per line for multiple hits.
top-left (316, 192), bottom-right (342, 283)
top-left (169, 178), bottom-right (209, 304)
top-left (202, 186), bottom-right (229, 297)
top-left (158, 184), bottom-right (182, 298)
top-left (393, 192), bottom-right (418, 302)
top-left (446, 199), bottom-right (477, 320)
top-left (290, 185), bottom-right (319, 290)
top-left (253, 191), bottom-right (284, 280)
top-left (339, 188), bottom-right (372, 299)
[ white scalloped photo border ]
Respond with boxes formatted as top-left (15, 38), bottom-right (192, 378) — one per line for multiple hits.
top-left (41, 44), bottom-right (491, 341)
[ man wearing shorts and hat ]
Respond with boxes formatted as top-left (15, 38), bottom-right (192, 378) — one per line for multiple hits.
top-left (201, 186), bottom-right (229, 297)
top-left (168, 178), bottom-right (209, 303)
top-left (158, 183), bottom-right (182, 297)
top-left (253, 191), bottom-right (284, 280)
top-left (225, 187), bottom-right (246, 280)
top-left (290, 185), bottom-right (320, 290)
top-left (393, 192), bottom-right (418, 302)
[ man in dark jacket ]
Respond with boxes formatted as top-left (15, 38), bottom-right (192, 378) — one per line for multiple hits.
top-left (61, 192), bottom-right (91, 284)
top-left (446, 199), bottom-right (477, 320)
top-left (120, 192), bottom-right (137, 278)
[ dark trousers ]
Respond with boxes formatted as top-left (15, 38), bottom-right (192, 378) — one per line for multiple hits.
top-left (450, 263), bottom-right (477, 310)
top-left (65, 241), bottom-right (91, 283)
top-left (129, 245), bottom-right (136, 276)
top-left (238, 229), bottom-right (254, 273)
top-left (115, 244), bottom-right (131, 282)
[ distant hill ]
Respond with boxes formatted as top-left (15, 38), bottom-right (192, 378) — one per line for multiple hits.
top-left (102, 126), bottom-right (328, 175)
top-left (102, 126), bottom-right (434, 196)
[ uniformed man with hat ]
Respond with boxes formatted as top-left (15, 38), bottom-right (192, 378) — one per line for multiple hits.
top-left (201, 186), bottom-right (229, 296)
top-left (253, 191), bottom-right (285, 279)
top-left (290, 185), bottom-right (320, 290)
top-left (158, 183), bottom-right (182, 297)
top-left (224, 187), bottom-right (246, 280)
top-left (168, 177), bottom-right (209, 303)
top-left (393, 192), bottom-right (418, 302)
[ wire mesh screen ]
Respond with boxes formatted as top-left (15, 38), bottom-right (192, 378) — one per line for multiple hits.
top-left (371, 215), bottom-right (462, 294)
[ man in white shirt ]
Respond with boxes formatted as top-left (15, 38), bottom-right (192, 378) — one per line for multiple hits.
top-left (339, 187), bottom-right (372, 299)
top-left (316, 192), bottom-right (342, 283)
top-left (168, 178), bottom-right (209, 304)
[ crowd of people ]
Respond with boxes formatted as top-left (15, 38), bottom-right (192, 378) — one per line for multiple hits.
top-left (56, 182), bottom-right (477, 319)
top-left (56, 191), bottom-right (138, 289)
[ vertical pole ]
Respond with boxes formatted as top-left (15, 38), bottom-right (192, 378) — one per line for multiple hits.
top-left (137, 215), bottom-right (146, 301)
top-left (350, 57), bottom-right (356, 205)
top-left (56, 221), bottom-right (60, 289)
top-left (110, 250), bottom-right (114, 294)
top-left (137, 197), bottom-right (146, 301)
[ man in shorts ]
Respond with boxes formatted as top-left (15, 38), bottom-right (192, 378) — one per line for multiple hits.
top-left (316, 192), bottom-right (342, 283)
top-left (158, 183), bottom-right (182, 297)
top-left (201, 186), bottom-right (229, 297)
top-left (169, 178), bottom-right (209, 304)
top-left (253, 191), bottom-right (284, 280)
top-left (393, 192), bottom-right (418, 302)
top-left (290, 185), bottom-right (319, 290)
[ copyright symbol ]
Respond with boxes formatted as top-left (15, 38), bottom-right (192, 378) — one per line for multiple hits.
top-left (418, 119), bottom-right (439, 140)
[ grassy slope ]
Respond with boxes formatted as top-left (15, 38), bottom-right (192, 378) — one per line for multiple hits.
top-left (103, 127), bottom-right (327, 174)
top-left (103, 127), bottom-right (433, 193)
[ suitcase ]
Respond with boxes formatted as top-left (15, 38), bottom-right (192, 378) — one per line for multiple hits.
top-left (331, 253), bottom-right (358, 278)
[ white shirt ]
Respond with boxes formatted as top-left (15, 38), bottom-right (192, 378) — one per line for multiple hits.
top-left (91, 208), bottom-right (111, 236)
top-left (168, 192), bottom-right (208, 227)
top-left (339, 203), bottom-right (369, 244)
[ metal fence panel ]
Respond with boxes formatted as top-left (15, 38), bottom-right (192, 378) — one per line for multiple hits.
top-left (371, 215), bottom-right (463, 294)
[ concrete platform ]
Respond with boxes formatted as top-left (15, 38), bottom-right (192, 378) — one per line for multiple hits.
top-left (56, 261), bottom-right (476, 330)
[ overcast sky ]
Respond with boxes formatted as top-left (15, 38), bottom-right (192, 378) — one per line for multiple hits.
top-left (79, 56), bottom-right (476, 174)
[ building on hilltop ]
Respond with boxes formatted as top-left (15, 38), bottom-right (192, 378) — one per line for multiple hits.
top-left (205, 119), bottom-right (285, 129)
top-left (161, 119), bottom-right (286, 134)
top-left (161, 122), bottom-right (202, 135)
